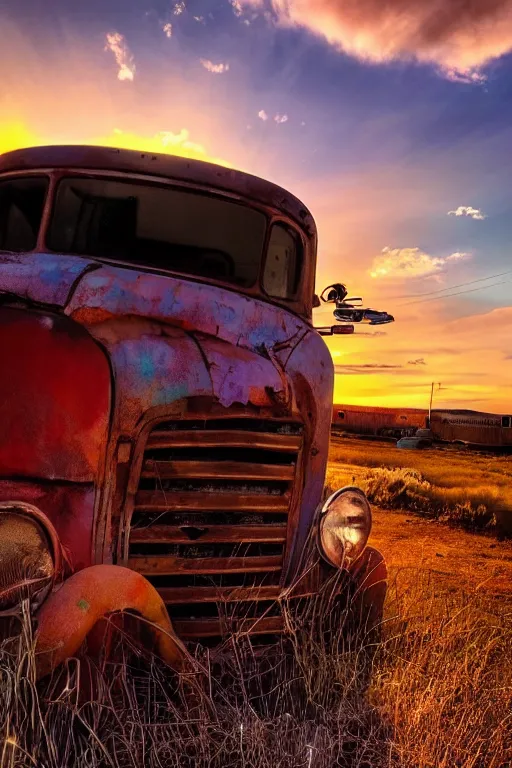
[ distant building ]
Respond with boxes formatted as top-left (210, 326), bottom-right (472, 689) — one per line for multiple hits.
top-left (332, 405), bottom-right (427, 439)
top-left (332, 405), bottom-right (512, 447)
top-left (430, 410), bottom-right (512, 448)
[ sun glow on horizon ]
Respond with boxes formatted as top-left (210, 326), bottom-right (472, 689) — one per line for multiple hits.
top-left (0, 122), bottom-right (40, 155)
top-left (0, 123), bottom-right (235, 170)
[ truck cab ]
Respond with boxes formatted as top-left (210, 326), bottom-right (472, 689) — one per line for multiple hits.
top-left (0, 146), bottom-right (386, 671)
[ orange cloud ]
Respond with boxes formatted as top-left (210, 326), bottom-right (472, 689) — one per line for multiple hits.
top-left (242, 0), bottom-right (512, 76)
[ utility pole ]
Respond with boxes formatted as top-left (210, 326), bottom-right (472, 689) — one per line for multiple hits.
top-left (428, 382), bottom-right (441, 427)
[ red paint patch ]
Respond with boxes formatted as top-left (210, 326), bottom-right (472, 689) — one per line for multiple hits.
top-left (0, 308), bottom-right (110, 481)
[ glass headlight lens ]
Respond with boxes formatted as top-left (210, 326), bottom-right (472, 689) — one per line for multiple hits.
top-left (319, 487), bottom-right (372, 568)
top-left (0, 505), bottom-right (56, 613)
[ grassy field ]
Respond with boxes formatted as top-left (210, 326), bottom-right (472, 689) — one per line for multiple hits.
top-left (327, 437), bottom-right (512, 534)
top-left (0, 439), bottom-right (510, 767)
top-left (329, 438), bottom-right (512, 766)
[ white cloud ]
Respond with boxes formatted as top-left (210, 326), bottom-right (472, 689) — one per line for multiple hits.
top-left (445, 68), bottom-right (487, 85)
top-left (193, 15), bottom-right (205, 23)
top-left (231, 0), bottom-right (243, 16)
top-left (162, 22), bottom-right (173, 38)
top-left (258, 109), bottom-right (269, 121)
top-left (445, 251), bottom-right (469, 261)
top-left (173, 1), bottom-right (185, 15)
top-left (369, 246), bottom-right (469, 279)
top-left (200, 59), bottom-right (230, 74)
top-left (274, 113), bottom-right (289, 124)
top-left (105, 32), bottom-right (135, 82)
top-left (448, 205), bottom-right (487, 220)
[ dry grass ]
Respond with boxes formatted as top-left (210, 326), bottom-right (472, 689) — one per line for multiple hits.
top-left (1, 440), bottom-right (510, 766)
top-left (0, 576), bottom-right (510, 768)
top-left (328, 438), bottom-right (512, 534)
top-left (374, 573), bottom-right (512, 768)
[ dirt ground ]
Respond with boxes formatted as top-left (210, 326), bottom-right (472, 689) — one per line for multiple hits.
top-left (369, 506), bottom-right (512, 608)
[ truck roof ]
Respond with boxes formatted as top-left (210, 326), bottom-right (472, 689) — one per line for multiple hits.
top-left (0, 145), bottom-right (315, 235)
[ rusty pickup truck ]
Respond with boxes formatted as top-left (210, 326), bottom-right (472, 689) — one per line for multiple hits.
top-left (0, 146), bottom-right (388, 675)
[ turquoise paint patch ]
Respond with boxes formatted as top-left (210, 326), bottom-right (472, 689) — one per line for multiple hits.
top-left (139, 349), bottom-right (156, 380)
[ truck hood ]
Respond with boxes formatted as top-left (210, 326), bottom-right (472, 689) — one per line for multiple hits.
top-left (0, 251), bottom-right (333, 575)
top-left (0, 252), bottom-right (309, 362)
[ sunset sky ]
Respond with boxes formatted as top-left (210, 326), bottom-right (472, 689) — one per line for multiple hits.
top-left (2, 0), bottom-right (512, 413)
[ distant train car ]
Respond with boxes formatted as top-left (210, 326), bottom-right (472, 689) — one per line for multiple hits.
top-left (430, 410), bottom-right (512, 448)
top-left (332, 405), bottom-right (428, 439)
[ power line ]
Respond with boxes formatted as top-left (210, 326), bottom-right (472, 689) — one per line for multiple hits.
top-left (398, 269), bottom-right (512, 302)
top-left (402, 278), bottom-right (512, 306)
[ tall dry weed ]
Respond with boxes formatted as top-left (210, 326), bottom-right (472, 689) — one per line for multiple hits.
top-left (0, 576), bottom-right (510, 768)
top-left (326, 464), bottom-right (508, 531)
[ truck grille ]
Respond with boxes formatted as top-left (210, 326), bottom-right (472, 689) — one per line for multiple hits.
top-left (127, 417), bottom-right (303, 643)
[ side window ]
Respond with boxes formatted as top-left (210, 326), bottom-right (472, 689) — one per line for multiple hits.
top-left (337, 411), bottom-right (345, 420)
top-left (502, 416), bottom-right (511, 428)
top-left (263, 223), bottom-right (302, 299)
top-left (0, 177), bottom-right (48, 252)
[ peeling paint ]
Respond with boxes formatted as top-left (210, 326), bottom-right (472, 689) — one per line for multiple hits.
top-left (0, 252), bottom-right (95, 307)
top-left (66, 265), bottom-right (307, 358)
top-left (284, 332), bottom-right (334, 577)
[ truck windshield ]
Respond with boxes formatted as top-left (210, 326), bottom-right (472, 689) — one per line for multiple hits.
top-left (47, 177), bottom-right (267, 288)
top-left (0, 177), bottom-right (49, 252)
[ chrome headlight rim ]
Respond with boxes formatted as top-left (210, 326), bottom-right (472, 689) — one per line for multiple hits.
top-left (318, 485), bottom-right (372, 570)
top-left (0, 502), bottom-right (62, 614)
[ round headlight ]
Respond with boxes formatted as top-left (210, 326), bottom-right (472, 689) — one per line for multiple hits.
top-left (318, 486), bottom-right (372, 569)
top-left (0, 503), bottom-right (58, 613)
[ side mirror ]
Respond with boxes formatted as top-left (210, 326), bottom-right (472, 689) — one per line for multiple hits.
top-left (316, 281), bottom-right (395, 329)
top-left (320, 284), bottom-right (349, 305)
top-left (316, 324), bottom-right (355, 337)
